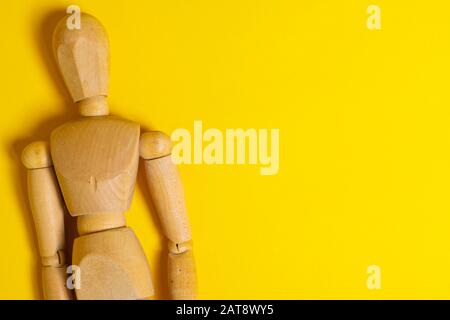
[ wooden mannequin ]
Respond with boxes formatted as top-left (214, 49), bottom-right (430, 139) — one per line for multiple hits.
top-left (21, 12), bottom-right (197, 300)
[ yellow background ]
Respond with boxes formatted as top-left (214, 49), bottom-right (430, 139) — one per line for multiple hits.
top-left (1, 0), bottom-right (450, 299)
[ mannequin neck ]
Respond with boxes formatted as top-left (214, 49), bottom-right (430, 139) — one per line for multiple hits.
top-left (77, 96), bottom-right (109, 116)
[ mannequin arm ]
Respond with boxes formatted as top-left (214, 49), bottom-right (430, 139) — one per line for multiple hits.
top-left (22, 141), bottom-right (72, 300)
top-left (140, 132), bottom-right (197, 299)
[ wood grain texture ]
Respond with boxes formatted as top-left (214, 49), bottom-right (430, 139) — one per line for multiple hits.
top-left (77, 212), bottom-right (126, 235)
top-left (50, 116), bottom-right (140, 216)
top-left (143, 155), bottom-right (192, 244)
top-left (22, 141), bottom-right (72, 300)
top-left (22, 141), bottom-right (53, 169)
top-left (168, 250), bottom-right (197, 300)
top-left (140, 132), bottom-right (197, 299)
top-left (78, 96), bottom-right (109, 116)
top-left (139, 131), bottom-right (172, 160)
top-left (53, 13), bottom-right (109, 103)
top-left (42, 266), bottom-right (72, 300)
top-left (72, 227), bottom-right (154, 300)
top-left (27, 168), bottom-right (66, 257)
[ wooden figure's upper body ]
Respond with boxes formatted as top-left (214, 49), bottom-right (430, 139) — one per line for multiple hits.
top-left (50, 116), bottom-right (140, 216)
top-left (51, 13), bottom-right (141, 217)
